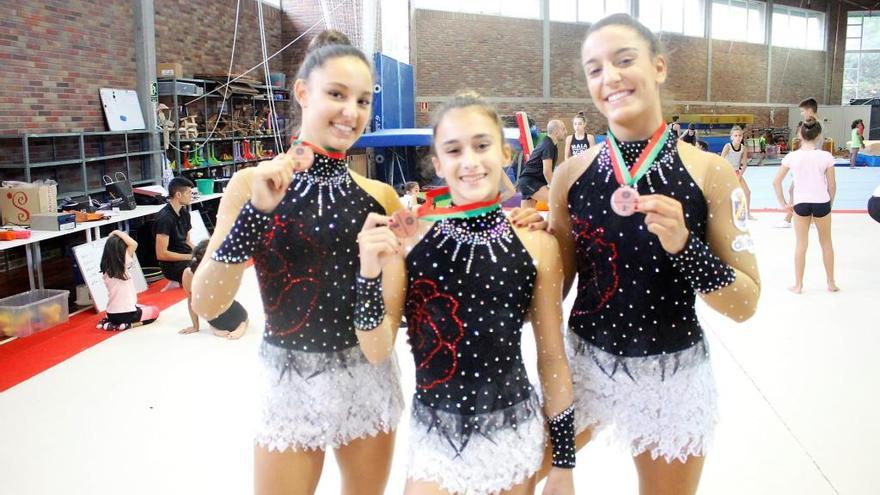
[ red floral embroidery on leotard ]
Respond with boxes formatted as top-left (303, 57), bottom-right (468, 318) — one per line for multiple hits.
top-left (570, 217), bottom-right (619, 315)
top-left (256, 215), bottom-right (322, 336)
top-left (406, 279), bottom-right (464, 390)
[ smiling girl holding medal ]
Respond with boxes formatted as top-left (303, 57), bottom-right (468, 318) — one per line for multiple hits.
top-left (356, 92), bottom-right (576, 495)
top-left (191, 31), bottom-right (547, 495)
top-left (549, 14), bottom-right (761, 495)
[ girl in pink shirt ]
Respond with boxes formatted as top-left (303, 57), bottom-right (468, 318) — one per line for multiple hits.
top-left (773, 119), bottom-right (839, 294)
top-left (98, 230), bottom-right (160, 330)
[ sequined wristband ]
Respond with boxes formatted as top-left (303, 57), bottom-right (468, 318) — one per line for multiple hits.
top-left (211, 201), bottom-right (272, 264)
top-left (667, 232), bottom-right (736, 294)
top-left (548, 405), bottom-right (576, 469)
top-left (354, 274), bottom-right (385, 332)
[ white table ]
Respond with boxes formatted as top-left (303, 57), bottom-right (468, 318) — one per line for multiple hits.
top-left (0, 192), bottom-right (223, 290)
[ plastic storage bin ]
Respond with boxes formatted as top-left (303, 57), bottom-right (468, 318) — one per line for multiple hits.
top-left (0, 289), bottom-right (70, 338)
top-left (196, 178), bottom-right (215, 195)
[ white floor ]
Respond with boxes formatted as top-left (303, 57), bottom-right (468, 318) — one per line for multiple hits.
top-left (1, 212), bottom-right (877, 495)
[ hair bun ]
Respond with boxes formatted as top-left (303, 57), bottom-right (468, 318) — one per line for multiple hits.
top-left (576, 111), bottom-right (586, 117)
top-left (307, 30), bottom-right (352, 53)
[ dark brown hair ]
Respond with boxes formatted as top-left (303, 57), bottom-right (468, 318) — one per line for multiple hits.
top-left (430, 91), bottom-right (504, 156)
top-left (583, 13), bottom-right (664, 57)
top-left (168, 177), bottom-right (194, 199)
top-left (403, 181), bottom-right (419, 193)
top-left (189, 239), bottom-right (209, 272)
top-left (296, 29), bottom-right (371, 82)
top-left (800, 118), bottom-right (822, 142)
top-left (100, 235), bottom-right (129, 280)
top-left (798, 98), bottom-right (818, 113)
top-left (573, 111), bottom-right (586, 124)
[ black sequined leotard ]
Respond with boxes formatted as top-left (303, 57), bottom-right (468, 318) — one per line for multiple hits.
top-left (567, 138), bottom-right (736, 357)
top-left (404, 209), bottom-right (540, 446)
top-left (253, 152), bottom-right (386, 352)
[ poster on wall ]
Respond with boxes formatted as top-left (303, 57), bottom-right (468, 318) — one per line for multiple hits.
top-left (99, 88), bottom-right (146, 131)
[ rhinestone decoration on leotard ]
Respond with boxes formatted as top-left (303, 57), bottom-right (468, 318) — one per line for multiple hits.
top-left (249, 151), bottom-right (386, 356)
top-left (567, 137), bottom-right (735, 357)
top-left (212, 201), bottom-right (272, 264)
top-left (289, 153), bottom-right (352, 217)
top-left (433, 208), bottom-right (514, 274)
top-left (405, 208), bottom-right (538, 451)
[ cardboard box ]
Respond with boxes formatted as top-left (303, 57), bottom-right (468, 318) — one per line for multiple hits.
top-left (158, 81), bottom-right (202, 96)
top-left (157, 62), bottom-right (184, 79)
top-left (1, 183), bottom-right (58, 226)
top-left (30, 212), bottom-right (76, 231)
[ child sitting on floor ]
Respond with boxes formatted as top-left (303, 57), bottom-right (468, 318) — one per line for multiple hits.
top-left (97, 230), bottom-right (160, 331)
top-left (179, 240), bottom-right (248, 339)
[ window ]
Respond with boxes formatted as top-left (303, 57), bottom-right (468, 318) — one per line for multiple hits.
top-left (414, 0), bottom-right (541, 19)
top-left (771, 5), bottom-right (825, 50)
top-left (843, 11), bottom-right (880, 103)
top-left (710, 0), bottom-right (764, 44)
top-left (639, 0), bottom-right (705, 37)
top-left (550, 0), bottom-right (632, 24)
top-left (260, 0), bottom-right (281, 9)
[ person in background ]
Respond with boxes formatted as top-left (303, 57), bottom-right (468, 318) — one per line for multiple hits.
top-left (399, 181), bottom-right (420, 211)
top-left (668, 115), bottom-right (681, 139)
top-left (517, 119), bottom-right (566, 208)
top-left (721, 126), bottom-right (756, 220)
top-left (773, 118), bottom-right (839, 294)
top-left (851, 119), bottom-right (865, 168)
top-left (777, 99), bottom-right (820, 228)
top-left (98, 230), bottom-right (160, 331)
top-left (179, 239), bottom-right (248, 339)
top-left (679, 122), bottom-right (698, 146)
top-left (155, 177), bottom-right (195, 287)
top-left (564, 111), bottom-right (597, 161)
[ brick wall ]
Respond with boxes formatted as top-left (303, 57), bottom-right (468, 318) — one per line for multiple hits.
top-left (0, 1), bottom-right (286, 136)
top-left (414, 10), bottom-right (543, 98)
top-left (412, 7), bottom-right (850, 133)
top-left (0, 1), bottom-right (138, 134)
top-left (155, 0), bottom-right (284, 80)
top-left (662, 34), bottom-right (710, 101)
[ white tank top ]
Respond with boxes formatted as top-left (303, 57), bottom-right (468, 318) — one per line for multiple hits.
top-left (725, 142), bottom-right (745, 170)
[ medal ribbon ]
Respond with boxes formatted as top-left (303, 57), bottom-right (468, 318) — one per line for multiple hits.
top-left (416, 187), bottom-right (501, 221)
top-left (290, 137), bottom-right (347, 161)
top-left (606, 122), bottom-right (669, 187)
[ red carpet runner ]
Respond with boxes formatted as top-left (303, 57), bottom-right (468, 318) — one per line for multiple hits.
top-left (0, 281), bottom-right (188, 392)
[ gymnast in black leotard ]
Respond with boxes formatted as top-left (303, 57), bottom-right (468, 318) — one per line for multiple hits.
top-left (550, 14), bottom-right (761, 495)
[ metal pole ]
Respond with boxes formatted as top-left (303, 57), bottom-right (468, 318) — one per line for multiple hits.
top-left (134, 0), bottom-right (161, 183)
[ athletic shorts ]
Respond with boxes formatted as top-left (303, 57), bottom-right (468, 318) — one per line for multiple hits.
top-left (208, 300), bottom-right (248, 331)
top-left (516, 175), bottom-right (548, 200)
top-left (793, 202), bottom-right (831, 218)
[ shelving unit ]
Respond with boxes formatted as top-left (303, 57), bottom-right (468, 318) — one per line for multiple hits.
top-left (158, 77), bottom-right (290, 181)
top-left (0, 130), bottom-right (162, 198)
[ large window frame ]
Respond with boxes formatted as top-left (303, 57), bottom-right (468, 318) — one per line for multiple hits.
top-left (413, 0), bottom-right (541, 19)
top-left (639, 0), bottom-right (706, 38)
top-left (710, 0), bottom-right (765, 44)
top-left (771, 4), bottom-right (825, 50)
top-left (843, 11), bottom-right (880, 103)
top-left (550, 0), bottom-right (633, 24)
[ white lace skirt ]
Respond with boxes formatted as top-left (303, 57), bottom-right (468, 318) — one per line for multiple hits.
top-left (255, 342), bottom-right (404, 452)
top-left (566, 331), bottom-right (717, 463)
top-left (407, 393), bottom-right (546, 495)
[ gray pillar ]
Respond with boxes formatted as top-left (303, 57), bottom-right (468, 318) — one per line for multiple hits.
top-left (823, 1), bottom-right (833, 104)
top-left (705, 0), bottom-right (712, 101)
top-left (542, 0), bottom-right (550, 99)
top-left (766, 0), bottom-right (773, 104)
top-left (134, 0), bottom-right (161, 183)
